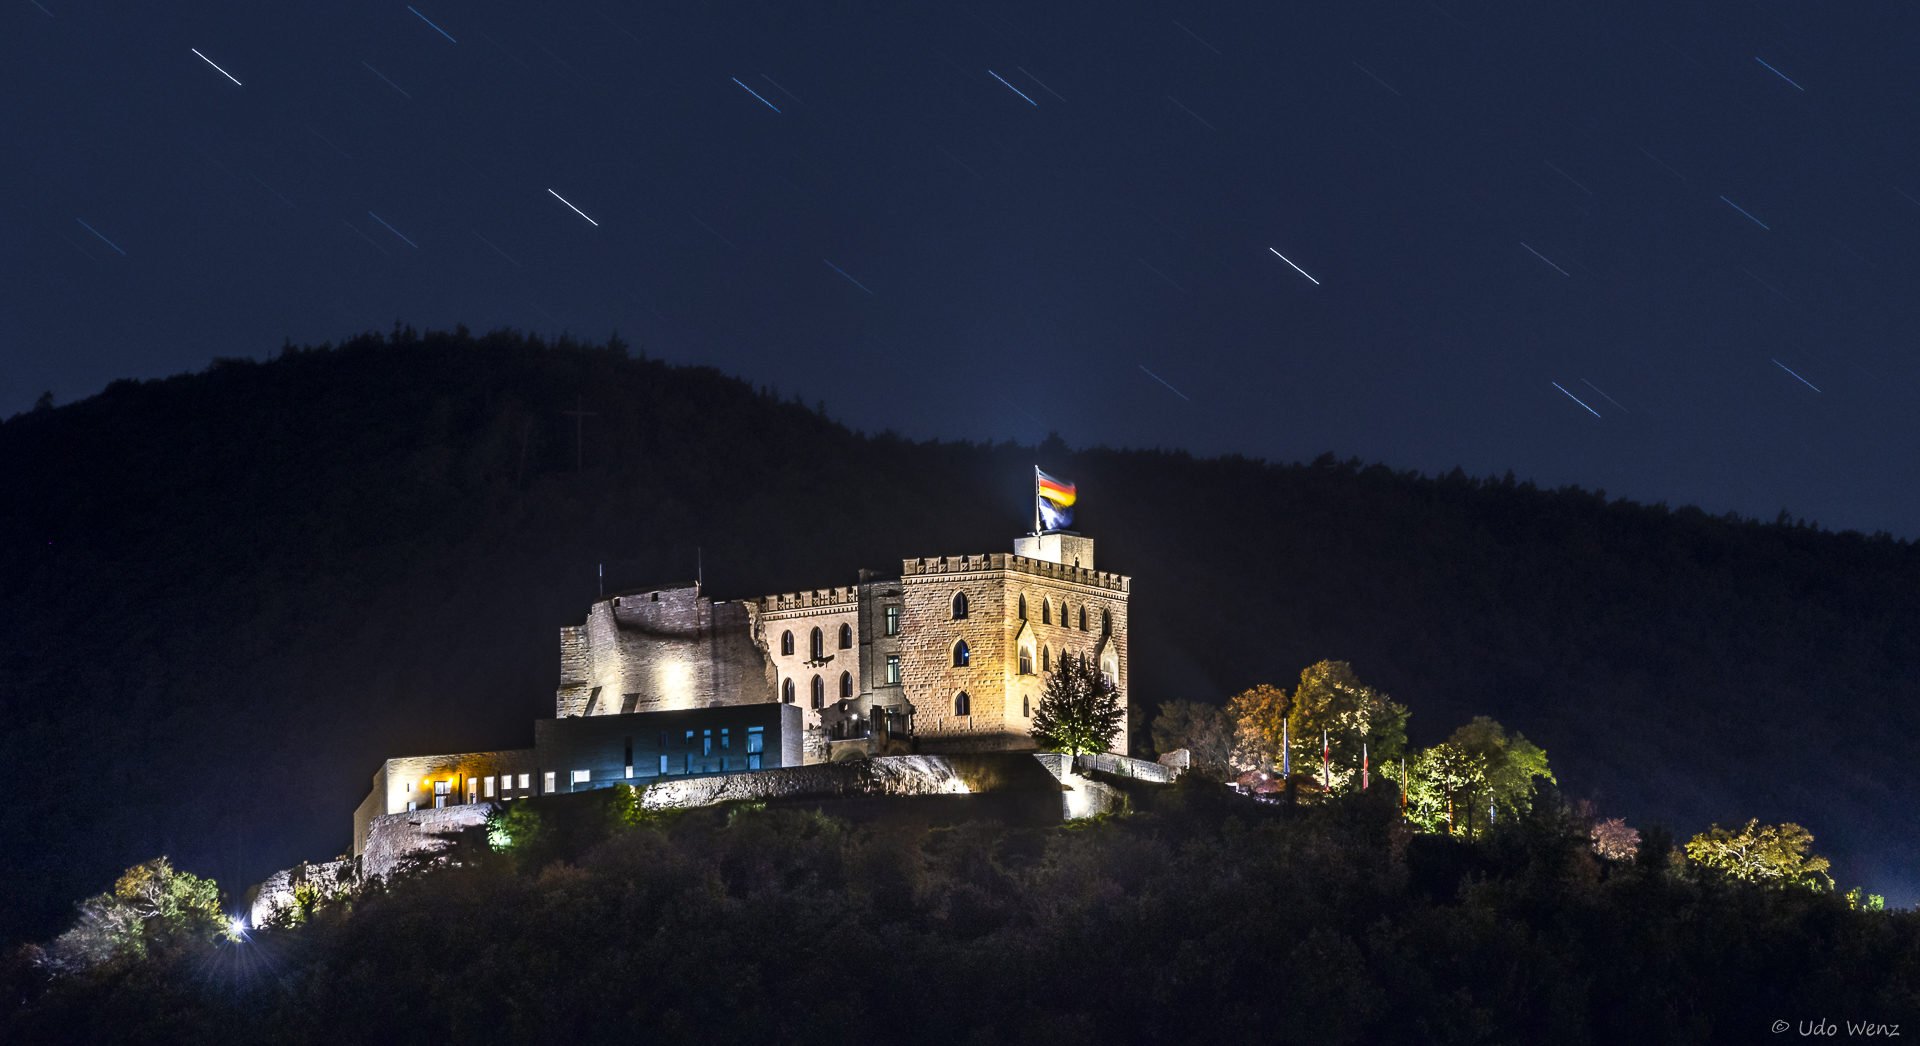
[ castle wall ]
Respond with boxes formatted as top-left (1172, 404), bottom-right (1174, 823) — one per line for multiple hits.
top-left (352, 748), bottom-right (536, 857)
top-left (900, 553), bottom-right (1129, 754)
top-left (755, 587), bottom-right (861, 757)
top-left (556, 586), bottom-right (777, 717)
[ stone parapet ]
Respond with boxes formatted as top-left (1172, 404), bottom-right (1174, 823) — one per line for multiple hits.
top-left (901, 553), bottom-right (1129, 594)
top-left (758, 587), bottom-right (859, 613)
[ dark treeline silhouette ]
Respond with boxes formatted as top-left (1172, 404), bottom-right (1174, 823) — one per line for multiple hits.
top-left (4, 326), bottom-right (1919, 947)
top-left (7, 781), bottom-right (1916, 1042)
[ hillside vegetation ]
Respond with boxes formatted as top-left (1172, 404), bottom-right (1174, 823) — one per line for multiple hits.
top-left (4, 326), bottom-right (1918, 945)
top-left (7, 781), bottom-right (1915, 1043)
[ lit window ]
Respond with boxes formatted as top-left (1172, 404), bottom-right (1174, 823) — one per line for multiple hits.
top-left (953, 640), bottom-right (970, 668)
top-left (685, 753), bottom-right (694, 774)
top-left (952, 592), bottom-right (969, 619)
top-left (747, 727), bottom-right (765, 754)
top-left (572, 770), bottom-right (590, 786)
top-left (721, 728), bottom-right (731, 749)
top-left (839, 623), bottom-right (853, 649)
top-left (885, 606), bottom-right (900, 636)
top-left (840, 671), bottom-right (853, 699)
top-left (407, 801), bottom-right (418, 811)
top-left (810, 627), bottom-right (824, 659)
top-left (782, 630), bottom-right (795, 656)
top-left (703, 729), bottom-right (713, 756)
top-left (518, 774), bottom-right (530, 789)
top-left (626, 765), bottom-right (633, 778)
top-left (886, 655), bottom-right (900, 684)
top-left (748, 752), bottom-right (762, 770)
top-left (466, 778), bottom-right (477, 803)
top-left (484, 776), bottom-right (496, 798)
top-left (543, 771), bottom-right (555, 793)
top-left (954, 691), bottom-right (971, 716)
top-left (660, 754), bottom-right (671, 774)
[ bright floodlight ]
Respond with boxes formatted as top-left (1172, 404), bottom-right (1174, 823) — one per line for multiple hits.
top-left (230, 917), bottom-right (247, 934)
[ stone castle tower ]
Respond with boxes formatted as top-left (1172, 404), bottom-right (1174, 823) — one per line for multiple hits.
top-left (554, 531), bottom-right (1129, 760)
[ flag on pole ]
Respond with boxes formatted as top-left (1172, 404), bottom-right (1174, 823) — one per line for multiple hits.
top-left (1363, 742), bottom-right (1369, 791)
top-left (1281, 718), bottom-right (1290, 778)
top-left (1401, 757), bottom-right (1407, 812)
top-left (1321, 728), bottom-right (1330, 789)
top-left (1036, 468), bottom-right (1076, 531)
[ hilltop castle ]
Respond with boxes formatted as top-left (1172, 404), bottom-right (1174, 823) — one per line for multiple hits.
top-left (349, 529), bottom-right (1132, 863)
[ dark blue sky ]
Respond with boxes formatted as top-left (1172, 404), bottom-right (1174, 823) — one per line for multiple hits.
top-left (9, 0), bottom-right (1920, 532)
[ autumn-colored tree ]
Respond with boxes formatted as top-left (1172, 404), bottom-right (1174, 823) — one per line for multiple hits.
top-left (1224, 684), bottom-right (1290, 773)
top-left (1150, 699), bottom-right (1235, 778)
top-left (1282, 661), bottom-right (1409, 790)
top-left (37, 858), bottom-right (227, 973)
top-left (1031, 652), bottom-right (1125, 757)
top-left (1591, 818), bottom-right (1641, 861)
top-left (1685, 820), bottom-right (1833, 891)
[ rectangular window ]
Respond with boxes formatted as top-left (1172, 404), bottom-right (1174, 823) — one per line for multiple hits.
top-left (466, 778), bottom-right (477, 804)
top-left (886, 655), bottom-right (901, 684)
top-left (746, 727), bottom-right (764, 754)
top-left (518, 773), bottom-right (530, 790)
top-left (721, 728), bottom-right (730, 749)
top-left (703, 729), bottom-right (713, 756)
top-left (407, 800), bottom-right (418, 812)
top-left (543, 771), bottom-right (555, 793)
top-left (885, 605), bottom-right (900, 636)
top-left (685, 754), bottom-right (694, 774)
top-left (685, 730), bottom-right (695, 748)
top-left (660, 754), bottom-right (670, 775)
top-left (626, 765), bottom-right (633, 778)
top-left (748, 752), bottom-right (762, 770)
top-left (572, 770), bottom-right (590, 787)
top-left (624, 736), bottom-right (633, 766)
top-left (484, 776), bottom-right (495, 798)
top-left (721, 756), bottom-right (730, 772)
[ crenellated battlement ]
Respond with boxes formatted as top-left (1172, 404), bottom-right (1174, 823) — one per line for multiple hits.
top-left (901, 553), bottom-right (1129, 594)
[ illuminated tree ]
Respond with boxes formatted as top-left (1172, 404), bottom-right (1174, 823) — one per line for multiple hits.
top-left (1224, 684), bottom-right (1290, 773)
top-left (1591, 818), bottom-right (1641, 860)
top-left (1281, 661), bottom-right (1409, 790)
top-left (1441, 716), bottom-right (1553, 836)
top-left (1150, 699), bottom-right (1235, 777)
top-left (1685, 820), bottom-right (1833, 891)
top-left (1031, 652), bottom-right (1125, 757)
top-left (39, 858), bottom-right (227, 973)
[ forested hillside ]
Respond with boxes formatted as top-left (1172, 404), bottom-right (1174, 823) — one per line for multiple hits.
top-left (4, 326), bottom-right (1916, 943)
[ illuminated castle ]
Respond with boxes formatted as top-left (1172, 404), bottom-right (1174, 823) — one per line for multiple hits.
top-left (349, 513), bottom-right (1130, 863)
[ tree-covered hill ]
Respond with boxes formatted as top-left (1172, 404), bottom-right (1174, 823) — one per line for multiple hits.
top-left (3, 326), bottom-right (1916, 944)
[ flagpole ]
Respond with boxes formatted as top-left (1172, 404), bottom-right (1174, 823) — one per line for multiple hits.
top-left (1281, 718), bottom-right (1289, 778)
top-left (1363, 742), bottom-right (1369, 791)
top-left (1033, 466), bottom-right (1041, 534)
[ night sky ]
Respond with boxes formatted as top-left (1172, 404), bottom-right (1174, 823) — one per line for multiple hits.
top-left (8, 0), bottom-right (1920, 533)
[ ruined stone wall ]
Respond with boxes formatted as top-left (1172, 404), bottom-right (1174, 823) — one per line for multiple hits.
top-left (638, 754), bottom-right (973, 810)
top-left (248, 857), bottom-right (361, 928)
top-left (361, 804), bottom-right (490, 880)
top-left (555, 586), bottom-right (778, 718)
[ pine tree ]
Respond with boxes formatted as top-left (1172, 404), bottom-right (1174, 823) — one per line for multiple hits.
top-left (1030, 652), bottom-right (1125, 757)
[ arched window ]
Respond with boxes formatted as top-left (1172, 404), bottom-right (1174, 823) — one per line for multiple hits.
top-left (839, 623), bottom-right (853, 649)
top-left (953, 640), bottom-right (970, 668)
top-left (810, 627), bottom-right (824, 660)
top-left (811, 675), bottom-right (824, 709)
top-left (782, 678), bottom-right (795, 703)
top-left (1041, 600), bottom-right (1051, 625)
top-left (840, 671), bottom-right (853, 698)
top-left (1079, 607), bottom-right (1088, 631)
top-left (1018, 594), bottom-right (1027, 620)
top-left (1023, 695), bottom-right (1031, 717)
top-left (1061, 603), bottom-right (1071, 628)
top-left (1102, 609), bottom-right (1112, 635)
top-left (781, 630), bottom-right (795, 656)
top-left (1019, 646), bottom-right (1032, 675)
top-left (952, 592), bottom-right (969, 619)
top-left (954, 691), bottom-right (971, 716)
top-left (1041, 645), bottom-right (1050, 672)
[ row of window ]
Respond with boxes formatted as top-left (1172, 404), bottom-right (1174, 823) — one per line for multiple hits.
top-left (947, 692), bottom-right (1036, 718)
top-left (782, 672), bottom-right (857, 708)
top-left (781, 624), bottom-right (855, 658)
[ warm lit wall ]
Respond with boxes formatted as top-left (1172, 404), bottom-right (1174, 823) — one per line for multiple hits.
top-left (756, 587), bottom-right (861, 749)
top-left (555, 586), bottom-right (778, 717)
